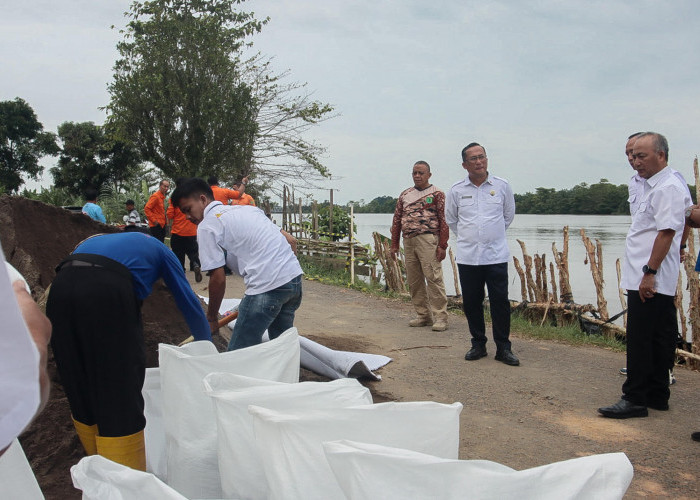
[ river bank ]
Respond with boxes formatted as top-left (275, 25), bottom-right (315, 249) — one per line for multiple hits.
top-left (189, 272), bottom-right (700, 499)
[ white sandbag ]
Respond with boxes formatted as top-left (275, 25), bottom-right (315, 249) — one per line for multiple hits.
top-left (323, 440), bottom-right (633, 500)
top-left (204, 373), bottom-right (373, 500)
top-left (159, 328), bottom-right (300, 499)
top-left (142, 367), bottom-right (166, 479)
top-left (71, 455), bottom-right (188, 500)
top-left (0, 439), bottom-right (44, 500)
top-left (249, 401), bottom-right (462, 500)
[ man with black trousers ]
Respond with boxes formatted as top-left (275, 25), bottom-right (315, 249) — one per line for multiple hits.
top-left (445, 142), bottom-right (519, 366)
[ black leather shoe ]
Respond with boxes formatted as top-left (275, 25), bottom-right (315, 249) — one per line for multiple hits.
top-left (692, 431), bottom-right (700, 442)
top-left (464, 347), bottom-right (487, 361)
top-left (647, 401), bottom-right (669, 411)
top-left (495, 350), bottom-right (520, 366)
top-left (598, 399), bottom-right (648, 419)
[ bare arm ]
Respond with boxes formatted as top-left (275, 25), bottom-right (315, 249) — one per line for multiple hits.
top-left (280, 229), bottom-right (297, 254)
top-left (206, 267), bottom-right (227, 333)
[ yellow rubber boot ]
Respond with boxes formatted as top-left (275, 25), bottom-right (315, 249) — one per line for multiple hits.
top-left (72, 418), bottom-right (98, 456)
top-left (95, 430), bottom-right (147, 471)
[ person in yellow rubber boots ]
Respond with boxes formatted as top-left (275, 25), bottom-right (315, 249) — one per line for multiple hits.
top-left (46, 232), bottom-right (211, 470)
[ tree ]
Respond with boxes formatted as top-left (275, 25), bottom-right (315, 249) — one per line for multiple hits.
top-left (51, 121), bottom-right (141, 197)
top-left (0, 97), bottom-right (58, 193)
top-left (318, 205), bottom-right (356, 240)
top-left (106, 0), bottom-right (265, 181)
top-left (243, 55), bottom-right (335, 190)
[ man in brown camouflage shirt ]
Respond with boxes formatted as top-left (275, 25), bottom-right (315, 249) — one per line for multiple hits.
top-left (390, 161), bottom-right (450, 331)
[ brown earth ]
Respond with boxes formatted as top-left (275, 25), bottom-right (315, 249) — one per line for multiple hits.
top-left (2, 196), bottom-right (699, 499)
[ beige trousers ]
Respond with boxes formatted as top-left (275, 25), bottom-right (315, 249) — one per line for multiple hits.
top-left (403, 233), bottom-right (448, 323)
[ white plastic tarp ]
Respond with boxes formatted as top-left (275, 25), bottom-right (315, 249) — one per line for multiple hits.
top-left (203, 372), bottom-right (373, 500)
top-left (159, 328), bottom-right (300, 499)
top-left (211, 296), bottom-right (392, 380)
top-left (71, 455), bottom-right (188, 500)
top-left (0, 439), bottom-right (44, 500)
top-left (249, 401), bottom-right (463, 500)
top-left (142, 368), bottom-right (165, 479)
top-left (322, 440), bottom-right (634, 500)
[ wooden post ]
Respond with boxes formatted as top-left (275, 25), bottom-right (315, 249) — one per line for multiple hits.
top-left (549, 262), bottom-right (558, 304)
top-left (615, 258), bottom-right (627, 328)
top-left (298, 197), bottom-right (303, 238)
top-left (675, 272), bottom-right (687, 352)
top-left (517, 239), bottom-right (538, 303)
top-left (580, 228), bottom-right (609, 321)
top-left (282, 186), bottom-right (288, 232)
top-left (449, 247), bottom-right (461, 297)
top-left (312, 201), bottom-right (318, 239)
top-left (552, 226), bottom-right (573, 303)
top-left (513, 256), bottom-right (528, 302)
top-left (350, 203), bottom-right (355, 285)
top-left (329, 188), bottom-right (334, 237)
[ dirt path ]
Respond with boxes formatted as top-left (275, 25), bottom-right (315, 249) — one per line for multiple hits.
top-left (193, 274), bottom-right (700, 499)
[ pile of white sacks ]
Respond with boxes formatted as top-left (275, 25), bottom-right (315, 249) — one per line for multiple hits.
top-left (68, 326), bottom-right (635, 500)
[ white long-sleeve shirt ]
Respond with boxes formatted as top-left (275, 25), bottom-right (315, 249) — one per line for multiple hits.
top-left (445, 174), bottom-right (515, 266)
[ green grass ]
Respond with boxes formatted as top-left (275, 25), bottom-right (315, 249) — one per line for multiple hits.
top-left (299, 255), bottom-right (626, 351)
top-left (510, 311), bottom-right (626, 351)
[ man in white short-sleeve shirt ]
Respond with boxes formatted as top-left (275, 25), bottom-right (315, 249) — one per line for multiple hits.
top-left (599, 132), bottom-right (691, 419)
top-left (172, 178), bottom-right (303, 350)
top-left (445, 142), bottom-right (519, 367)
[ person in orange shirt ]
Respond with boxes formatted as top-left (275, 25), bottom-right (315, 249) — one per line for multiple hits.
top-left (207, 175), bottom-right (248, 205)
top-left (144, 179), bottom-right (170, 242)
top-left (167, 179), bottom-right (202, 282)
top-left (230, 180), bottom-right (256, 206)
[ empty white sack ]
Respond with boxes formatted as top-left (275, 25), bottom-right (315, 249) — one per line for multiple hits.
top-left (71, 455), bottom-right (188, 500)
top-left (249, 401), bottom-right (462, 500)
top-left (204, 372), bottom-right (373, 499)
top-left (323, 440), bottom-right (633, 500)
top-left (159, 328), bottom-right (300, 499)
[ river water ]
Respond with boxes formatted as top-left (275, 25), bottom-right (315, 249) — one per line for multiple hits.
top-left (351, 213), bottom-right (676, 324)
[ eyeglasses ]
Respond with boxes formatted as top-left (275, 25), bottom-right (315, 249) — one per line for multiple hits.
top-left (465, 154), bottom-right (487, 163)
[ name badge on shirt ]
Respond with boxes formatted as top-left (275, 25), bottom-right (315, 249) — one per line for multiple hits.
top-left (461, 195), bottom-right (473, 199)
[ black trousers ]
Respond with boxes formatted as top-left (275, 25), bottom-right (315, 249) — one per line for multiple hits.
top-left (622, 291), bottom-right (677, 406)
top-left (46, 256), bottom-right (146, 437)
top-left (170, 233), bottom-right (200, 271)
top-left (150, 224), bottom-right (165, 242)
top-left (458, 262), bottom-right (511, 352)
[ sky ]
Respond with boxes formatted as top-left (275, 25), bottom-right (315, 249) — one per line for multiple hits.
top-left (2, 0), bottom-right (699, 204)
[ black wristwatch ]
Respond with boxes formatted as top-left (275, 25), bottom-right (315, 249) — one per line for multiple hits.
top-left (642, 264), bottom-right (657, 275)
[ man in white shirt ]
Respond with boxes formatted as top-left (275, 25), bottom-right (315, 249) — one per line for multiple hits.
top-left (445, 142), bottom-right (519, 366)
top-left (599, 132), bottom-right (691, 419)
top-left (172, 178), bottom-right (303, 351)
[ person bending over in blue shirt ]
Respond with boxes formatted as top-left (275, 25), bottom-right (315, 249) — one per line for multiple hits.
top-left (46, 232), bottom-right (211, 470)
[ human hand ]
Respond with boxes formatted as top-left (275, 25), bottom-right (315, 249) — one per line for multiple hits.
top-left (638, 274), bottom-right (656, 303)
top-left (436, 247), bottom-right (447, 262)
top-left (390, 246), bottom-right (399, 260)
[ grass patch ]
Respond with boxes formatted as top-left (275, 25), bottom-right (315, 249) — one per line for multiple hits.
top-left (298, 255), bottom-right (403, 298)
top-left (510, 311), bottom-right (626, 351)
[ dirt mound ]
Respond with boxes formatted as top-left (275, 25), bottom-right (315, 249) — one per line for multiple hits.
top-left (0, 195), bottom-right (222, 499)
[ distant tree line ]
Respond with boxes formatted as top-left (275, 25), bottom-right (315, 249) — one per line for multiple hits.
top-left (340, 179), bottom-right (698, 215)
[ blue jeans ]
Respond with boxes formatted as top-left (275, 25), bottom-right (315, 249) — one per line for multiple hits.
top-left (228, 274), bottom-right (303, 351)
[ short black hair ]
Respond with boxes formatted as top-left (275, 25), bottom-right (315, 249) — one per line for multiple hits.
top-left (125, 199), bottom-right (135, 206)
top-left (171, 178), bottom-right (214, 207)
top-left (84, 187), bottom-right (98, 201)
top-left (461, 142), bottom-right (486, 162)
top-left (414, 160), bottom-right (430, 172)
top-left (207, 175), bottom-right (219, 186)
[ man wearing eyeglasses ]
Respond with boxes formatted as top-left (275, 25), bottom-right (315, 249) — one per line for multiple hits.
top-left (445, 143), bottom-right (518, 366)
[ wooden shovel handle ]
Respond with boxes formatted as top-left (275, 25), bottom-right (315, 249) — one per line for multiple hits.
top-left (217, 310), bottom-right (239, 328)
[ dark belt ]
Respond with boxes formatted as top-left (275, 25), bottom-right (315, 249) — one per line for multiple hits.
top-left (56, 253), bottom-right (133, 284)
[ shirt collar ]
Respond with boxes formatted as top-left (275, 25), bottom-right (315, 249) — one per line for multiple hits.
top-left (203, 200), bottom-right (223, 217)
top-left (466, 174), bottom-right (493, 187)
top-left (645, 166), bottom-right (670, 188)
